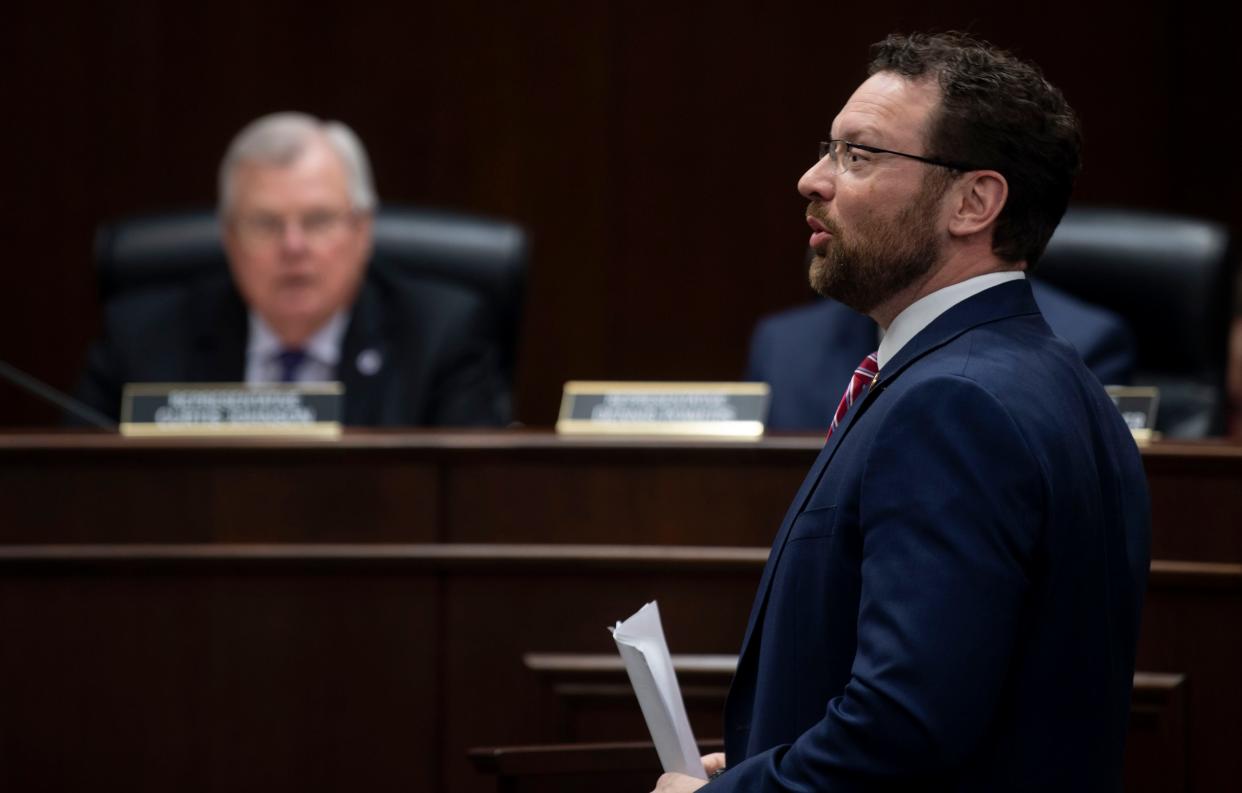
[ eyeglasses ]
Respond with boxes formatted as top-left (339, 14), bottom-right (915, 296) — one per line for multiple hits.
top-left (231, 209), bottom-right (357, 246)
top-left (818, 139), bottom-right (975, 174)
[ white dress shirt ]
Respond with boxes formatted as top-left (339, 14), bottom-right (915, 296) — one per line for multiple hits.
top-left (876, 271), bottom-right (1026, 370)
top-left (244, 311), bottom-right (350, 384)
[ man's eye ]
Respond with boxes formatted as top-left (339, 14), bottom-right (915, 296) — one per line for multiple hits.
top-left (303, 212), bottom-right (334, 231)
top-left (845, 150), bottom-right (869, 167)
top-left (248, 216), bottom-right (282, 235)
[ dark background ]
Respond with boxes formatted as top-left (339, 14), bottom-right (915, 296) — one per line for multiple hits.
top-left (4, 0), bottom-right (1240, 427)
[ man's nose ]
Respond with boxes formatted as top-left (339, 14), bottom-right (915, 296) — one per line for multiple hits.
top-left (279, 218), bottom-right (309, 254)
top-left (797, 157), bottom-right (836, 201)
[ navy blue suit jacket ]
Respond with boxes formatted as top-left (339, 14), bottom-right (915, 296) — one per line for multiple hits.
top-left (719, 280), bottom-right (1150, 791)
top-left (748, 280), bottom-right (1135, 431)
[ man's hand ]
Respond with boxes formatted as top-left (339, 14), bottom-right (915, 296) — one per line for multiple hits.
top-left (650, 772), bottom-right (708, 792)
top-left (649, 753), bottom-right (726, 792)
top-left (701, 753), bottom-right (726, 776)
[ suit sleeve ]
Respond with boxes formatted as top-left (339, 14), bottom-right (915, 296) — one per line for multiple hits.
top-left (745, 317), bottom-right (777, 383)
top-left (713, 375), bottom-right (1046, 791)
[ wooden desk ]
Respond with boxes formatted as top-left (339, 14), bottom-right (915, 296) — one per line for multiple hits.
top-left (1, 432), bottom-right (1239, 793)
top-left (1, 431), bottom-right (814, 545)
top-left (3, 431), bottom-right (1240, 559)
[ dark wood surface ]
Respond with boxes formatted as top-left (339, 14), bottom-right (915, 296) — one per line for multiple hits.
top-left (0, 430), bottom-right (817, 544)
top-left (2, 431), bottom-right (1240, 792)
top-left (0, 544), bottom-right (760, 793)
top-left (3, 431), bottom-right (1241, 558)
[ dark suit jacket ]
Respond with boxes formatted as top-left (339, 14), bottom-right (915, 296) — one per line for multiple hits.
top-left (718, 280), bottom-right (1150, 792)
top-left (748, 280), bottom-right (1136, 431)
top-left (75, 262), bottom-right (509, 427)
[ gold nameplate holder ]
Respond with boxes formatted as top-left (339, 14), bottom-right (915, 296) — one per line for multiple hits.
top-left (120, 383), bottom-right (344, 438)
top-left (556, 381), bottom-right (770, 439)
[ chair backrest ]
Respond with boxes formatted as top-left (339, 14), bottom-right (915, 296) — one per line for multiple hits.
top-left (1036, 206), bottom-right (1237, 437)
top-left (94, 206), bottom-right (529, 385)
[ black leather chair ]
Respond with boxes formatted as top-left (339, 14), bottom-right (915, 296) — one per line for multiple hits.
top-left (93, 206), bottom-right (529, 394)
top-left (1035, 206), bottom-right (1237, 438)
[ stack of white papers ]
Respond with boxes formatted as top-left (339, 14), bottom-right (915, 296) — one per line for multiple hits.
top-left (609, 601), bottom-right (707, 780)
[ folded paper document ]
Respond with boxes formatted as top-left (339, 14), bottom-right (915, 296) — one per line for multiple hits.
top-left (609, 601), bottom-right (707, 780)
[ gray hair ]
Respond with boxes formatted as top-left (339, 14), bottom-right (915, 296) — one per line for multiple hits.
top-left (217, 111), bottom-right (378, 214)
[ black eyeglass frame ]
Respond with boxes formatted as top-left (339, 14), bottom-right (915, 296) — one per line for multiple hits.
top-left (819, 139), bottom-right (979, 173)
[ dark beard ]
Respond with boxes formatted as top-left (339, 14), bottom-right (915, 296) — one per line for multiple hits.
top-left (807, 180), bottom-right (944, 315)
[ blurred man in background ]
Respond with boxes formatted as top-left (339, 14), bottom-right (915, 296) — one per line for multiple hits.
top-left (76, 112), bottom-right (508, 426)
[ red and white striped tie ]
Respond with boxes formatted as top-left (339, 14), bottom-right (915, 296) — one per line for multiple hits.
top-left (826, 351), bottom-right (879, 441)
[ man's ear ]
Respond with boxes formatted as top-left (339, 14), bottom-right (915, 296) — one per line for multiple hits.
top-left (947, 170), bottom-right (1008, 238)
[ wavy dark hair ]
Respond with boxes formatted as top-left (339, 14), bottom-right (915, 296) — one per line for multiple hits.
top-left (869, 32), bottom-right (1081, 266)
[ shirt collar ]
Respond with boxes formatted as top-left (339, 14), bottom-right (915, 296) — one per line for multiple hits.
top-left (246, 310), bottom-right (350, 368)
top-left (876, 271), bottom-right (1026, 369)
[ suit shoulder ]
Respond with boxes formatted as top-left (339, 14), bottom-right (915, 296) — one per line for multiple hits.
top-left (101, 275), bottom-right (234, 346)
top-left (363, 269), bottom-right (498, 363)
top-left (1030, 280), bottom-right (1130, 339)
top-left (753, 299), bottom-right (861, 340)
top-left (749, 299), bottom-right (871, 370)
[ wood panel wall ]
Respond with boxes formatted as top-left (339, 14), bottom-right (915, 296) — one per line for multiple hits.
top-left (3, 1), bottom-right (1240, 425)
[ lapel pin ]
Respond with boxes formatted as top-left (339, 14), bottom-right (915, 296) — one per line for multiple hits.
top-left (355, 348), bottom-right (383, 376)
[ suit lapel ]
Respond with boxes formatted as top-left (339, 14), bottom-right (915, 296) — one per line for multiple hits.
top-left (735, 279), bottom-right (1043, 666)
top-left (339, 275), bottom-right (395, 425)
top-left (734, 363), bottom-right (876, 659)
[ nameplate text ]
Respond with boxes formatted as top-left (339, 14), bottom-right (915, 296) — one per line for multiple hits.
top-left (556, 381), bottom-right (769, 439)
top-left (120, 383), bottom-right (344, 437)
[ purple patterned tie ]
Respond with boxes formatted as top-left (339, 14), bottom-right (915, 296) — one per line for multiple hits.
top-left (826, 351), bottom-right (879, 440)
top-left (275, 349), bottom-right (307, 383)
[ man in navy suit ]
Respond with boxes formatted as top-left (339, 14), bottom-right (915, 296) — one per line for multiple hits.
top-left (748, 280), bottom-right (1136, 430)
top-left (652, 32), bottom-right (1149, 792)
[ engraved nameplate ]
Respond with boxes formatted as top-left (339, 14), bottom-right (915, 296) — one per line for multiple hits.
top-left (556, 381), bottom-right (769, 439)
top-left (1106, 385), bottom-right (1160, 443)
top-left (120, 383), bottom-right (344, 437)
